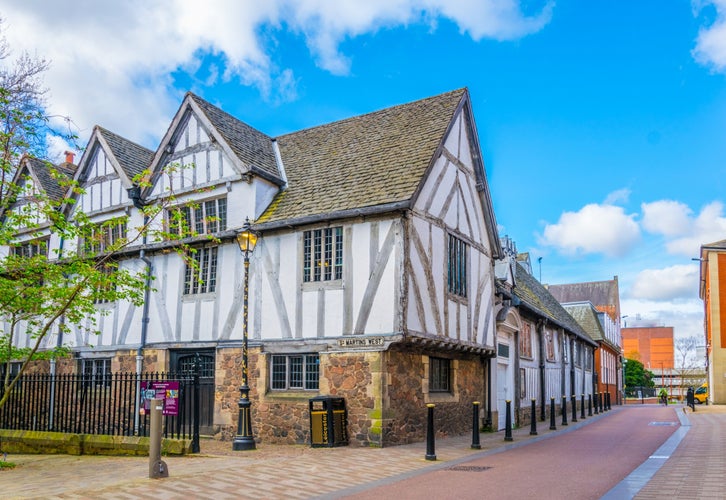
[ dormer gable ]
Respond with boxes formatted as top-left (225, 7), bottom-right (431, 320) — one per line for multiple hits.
top-left (146, 92), bottom-right (282, 201)
top-left (66, 126), bottom-right (153, 216)
top-left (4, 155), bottom-right (75, 231)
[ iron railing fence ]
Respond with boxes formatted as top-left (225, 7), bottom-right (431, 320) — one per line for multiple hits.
top-left (0, 370), bottom-right (200, 447)
top-left (624, 386), bottom-right (657, 398)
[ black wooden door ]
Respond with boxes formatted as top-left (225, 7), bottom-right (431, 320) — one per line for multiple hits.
top-left (171, 349), bottom-right (215, 435)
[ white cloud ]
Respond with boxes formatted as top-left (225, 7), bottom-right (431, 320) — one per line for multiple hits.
top-left (621, 297), bottom-right (704, 342)
top-left (693, 0), bottom-right (726, 72)
top-left (0, 1), bottom-right (552, 147)
top-left (538, 203), bottom-right (640, 257)
top-left (629, 264), bottom-right (699, 301)
top-left (642, 200), bottom-right (726, 257)
top-left (641, 200), bottom-right (693, 237)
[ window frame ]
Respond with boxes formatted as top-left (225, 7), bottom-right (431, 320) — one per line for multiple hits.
top-left (183, 246), bottom-right (219, 295)
top-left (269, 353), bottom-right (320, 391)
top-left (94, 262), bottom-right (118, 305)
top-left (520, 322), bottom-right (533, 358)
top-left (302, 227), bottom-right (343, 283)
top-left (83, 218), bottom-right (127, 255)
top-left (428, 356), bottom-right (451, 393)
top-left (168, 197), bottom-right (227, 238)
top-left (447, 234), bottom-right (468, 298)
top-left (545, 329), bottom-right (556, 362)
top-left (12, 237), bottom-right (50, 258)
top-left (80, 358), bottom-right (112, 388)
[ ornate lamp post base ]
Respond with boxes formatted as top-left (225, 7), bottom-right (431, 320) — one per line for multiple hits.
top-left (232, 385), bottom-right (256, 451)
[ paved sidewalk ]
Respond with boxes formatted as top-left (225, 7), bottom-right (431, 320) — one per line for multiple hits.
top-left (1, 408), bottom-right (607, 499)
top-left (2, 404), bottom-right (723, 499)
top-left (634, 404), bottom-right (726, 500)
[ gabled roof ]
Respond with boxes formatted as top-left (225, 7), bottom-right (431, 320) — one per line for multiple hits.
top-left (513, 262), bottom-right (596, 345)
top-left (546, 277), bottom-right (620, 322)
top-left (95, 126), bottom-right (153, 181)
top-left (187, 93), bottom-right (280, 182)
top-left (258, 89), bottom-right (467, 225)
top-left (16, 156), bottom-right (76, 202)
top-left (562, 302), bottom-right (606, 343)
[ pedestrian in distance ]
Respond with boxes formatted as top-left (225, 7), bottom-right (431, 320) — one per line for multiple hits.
top-left (686, 386), bottom-right (696, 411)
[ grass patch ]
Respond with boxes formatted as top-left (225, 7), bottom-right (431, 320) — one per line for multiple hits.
top-left (0, 461), bottom-right (16, 470)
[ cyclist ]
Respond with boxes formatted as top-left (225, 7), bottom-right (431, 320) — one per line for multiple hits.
top-left (658, 388), bottom-right (668, 406)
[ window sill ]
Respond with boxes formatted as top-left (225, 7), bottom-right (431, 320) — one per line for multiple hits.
top-left (182, 292), bottom-right (217, 301)
top-left (263, 390), bottom-right (320, 403)
top-left (425, 391), bottom-right (459, 404)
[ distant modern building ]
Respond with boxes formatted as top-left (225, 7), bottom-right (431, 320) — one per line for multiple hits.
top-left (547, 278), bottom-right (623, 404)
top-left (621, 326), bottom-right (674, 372)
top-left (697, 239), bottom-right (726, 404)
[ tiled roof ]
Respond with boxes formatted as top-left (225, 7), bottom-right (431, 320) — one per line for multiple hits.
top-left (513, 262), bottom-right (595, 344)
top-left (547, 279), bottom-right (618, 309)
top-left (97, 126), bottom-right (153, 180)
top-left (562, 303), bottom-right (605, 343)
top-left (188, 94), bottom-right (280, 182)
top-left (257, 89), bottom-right (466, 224)
top-left (702, 239), bottom-right (726, 248)
top-left (25, 156), bottom-right (75, 202)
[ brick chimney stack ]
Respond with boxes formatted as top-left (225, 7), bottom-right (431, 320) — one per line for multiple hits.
top-left (64, 151), bottom-right (75, 164)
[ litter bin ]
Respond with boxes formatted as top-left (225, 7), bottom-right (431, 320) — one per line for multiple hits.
top-left (309, 396), bottom-right (348, 447)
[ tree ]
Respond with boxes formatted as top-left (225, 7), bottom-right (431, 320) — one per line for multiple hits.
top-left (624, 357), bottom-right (655, 391)
top-left (673, 335), bottom-right (706, 397)
top-left (675, 335), bottom-right (702, 370)
top-left (0, 22), bottom-right (210, 409)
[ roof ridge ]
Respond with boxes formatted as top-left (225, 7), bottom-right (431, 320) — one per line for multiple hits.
top-left (276, 88), bottom-right (467, 139)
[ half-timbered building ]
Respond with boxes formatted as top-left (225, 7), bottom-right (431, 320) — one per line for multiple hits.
top-left (495, 238), bottom-right (597, 429)
top-left (3, 88), bottom-right (504, 446)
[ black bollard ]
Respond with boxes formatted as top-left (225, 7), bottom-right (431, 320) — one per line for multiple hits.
top-left (606, 392), bottom-right (611, 410)
top-left (594, 393), bottom-right (599, 414)
top-left (571, 395), bottom-right (578, 422)
top-left (561, 395), bottom-right (568, 426)
top-left (471, 401), bottom-right (481, 449)
top-left (581, 394), bottom-right (586, 419)
top-left (599, 392), bottom-right (604, 413)
top-left (549, 397), bottom-right (557, 430)
top-left (425, 404), bottom-right (436, 460)
top-left (588, 394), bottom-right (593, 416)
top-left (504, 400), bottom-right (513, 441)
top-left (530, 398), bottom-right (538, 435)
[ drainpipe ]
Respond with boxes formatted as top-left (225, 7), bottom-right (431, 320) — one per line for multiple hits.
top-left (537, 319), bottom-right (546, 421)
top-left (49, 236), bottom-right (67, 431)
top-left (128, 187), bottom-right (151, 435)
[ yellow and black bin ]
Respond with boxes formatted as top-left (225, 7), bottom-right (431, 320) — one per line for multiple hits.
top-left (309, 396), bottom-right (348, 447)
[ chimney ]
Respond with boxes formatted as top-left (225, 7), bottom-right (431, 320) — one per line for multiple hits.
top-left (64, 151), bottom-right (75, 164)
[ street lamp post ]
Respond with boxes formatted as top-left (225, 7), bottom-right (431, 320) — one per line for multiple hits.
top-left (233, 218), bottom-right (259, 451)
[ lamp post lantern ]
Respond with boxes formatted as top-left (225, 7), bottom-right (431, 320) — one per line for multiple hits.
top-left (233, 218), bottom-right (259, 451)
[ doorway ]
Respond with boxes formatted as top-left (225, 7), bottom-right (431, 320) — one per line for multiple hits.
top-left (170, 349), bottom-right (216, 435)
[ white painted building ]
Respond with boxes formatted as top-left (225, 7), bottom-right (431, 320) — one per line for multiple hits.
top-left (4, 89), bottom-right (505, 446)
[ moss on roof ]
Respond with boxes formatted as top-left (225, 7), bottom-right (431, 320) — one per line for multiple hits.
top-left (257, 89), bottom-right (466, 224)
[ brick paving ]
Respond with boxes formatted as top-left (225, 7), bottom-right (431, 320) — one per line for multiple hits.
top-left (0, 413), bottom-right (591, 499)
top-left (635, 404), bottom-right (726, 500)
top-left (0, 404), bottom-right (723, 499)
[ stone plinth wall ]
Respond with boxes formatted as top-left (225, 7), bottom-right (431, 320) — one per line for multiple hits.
top-left (212, 346), bottom-right (486, 448)
top-left (322, 352), bottom-right (378, 446)
top-left (383, 347), bottom-right (486, 446)
top-left (214, 349), bottom-right (381, 447)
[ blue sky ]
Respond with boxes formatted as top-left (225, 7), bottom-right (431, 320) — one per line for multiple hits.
top-left (3, 0), bottom-right (726, 345)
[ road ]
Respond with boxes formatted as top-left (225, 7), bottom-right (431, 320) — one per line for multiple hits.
top-left (339, 405), bottom-right (680, 500)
